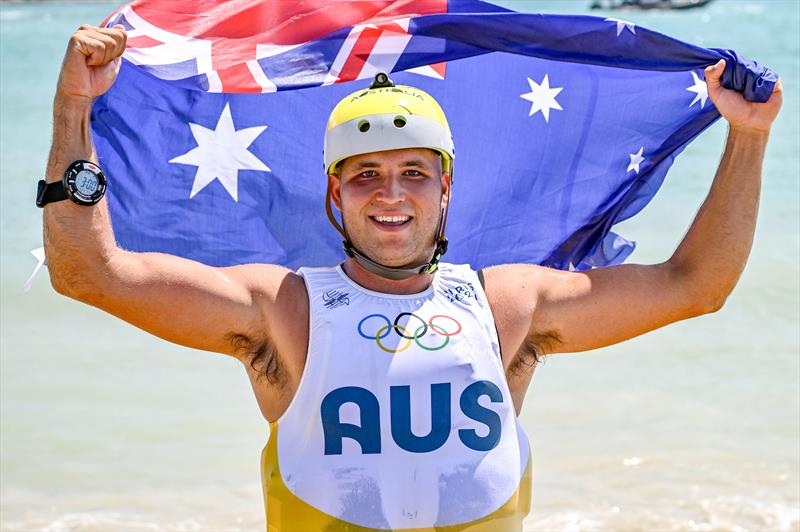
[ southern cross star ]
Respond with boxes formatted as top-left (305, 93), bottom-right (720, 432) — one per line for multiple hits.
top-left (169, 103), bottom-right (270, 202)
top-left (628, 147), bottom-right (646, 174)
top-left (520, 74), bottom-right (564, 123)
top-left (605, 18), bottom-right (636, 36)
top-left (686, 71), bottom-right (709, 109)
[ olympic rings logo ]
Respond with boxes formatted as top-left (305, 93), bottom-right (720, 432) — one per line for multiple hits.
top-left (357, 313), bottom-right (462, 353)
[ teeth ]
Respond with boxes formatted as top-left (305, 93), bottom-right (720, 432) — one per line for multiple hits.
top-left (374, 215), bottom-right (409, 223)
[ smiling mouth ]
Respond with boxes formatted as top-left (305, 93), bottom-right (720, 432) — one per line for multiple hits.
top-left (370, 215), bottom-right (412, 227)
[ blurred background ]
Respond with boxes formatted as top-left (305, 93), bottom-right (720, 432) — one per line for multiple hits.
top-left (1, 0), bottom-right (798, 530)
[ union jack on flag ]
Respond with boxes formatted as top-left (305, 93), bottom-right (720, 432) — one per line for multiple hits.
top-left (86, 0), bottom-right (776, 271)
top-left (109, 0), bottom-right (450, 93)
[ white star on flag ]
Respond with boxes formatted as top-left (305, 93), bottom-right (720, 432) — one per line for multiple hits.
top-left (686, 71), bottom-right (709, 109)
top-left (628, 147), bottom-right (645, 174)
top-left (520, 74), bottom-right (564, 122)
top-left (23, 247), bottom-right (46, 293)
top-left (169, 103), bottom-right (270, 201)
top-left (605, 18), bottom-right (636, 36)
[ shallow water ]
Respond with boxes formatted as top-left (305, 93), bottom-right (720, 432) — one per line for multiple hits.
top-left (1, 1), bottom-right (798, 530)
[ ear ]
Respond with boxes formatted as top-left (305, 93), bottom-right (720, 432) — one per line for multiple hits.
top-left (440, 171), bottom-right (452, 208)
top-left (328, 173), bottom-right (342, 209)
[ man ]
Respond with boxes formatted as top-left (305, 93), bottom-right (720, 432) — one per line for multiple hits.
top-left (41, 25), bottom-right (781, 530)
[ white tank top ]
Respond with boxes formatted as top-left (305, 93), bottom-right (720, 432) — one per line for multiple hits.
top-left (262, 263), bottom-right (531, 530)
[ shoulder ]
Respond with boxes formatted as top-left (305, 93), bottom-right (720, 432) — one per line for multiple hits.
top-left (222, 263), bottom-right (308, 301)
top-left (477, 265), bottom-right (542, 325)
top-left (479, 263), bottom-right (552, 300)
top-left (478, 264), bottom-right (570, 354)
top-left (219, 263), bottom-right (309, 348)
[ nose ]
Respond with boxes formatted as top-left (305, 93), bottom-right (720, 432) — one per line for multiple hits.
top-left (375, 174), bottom-right (405, 203)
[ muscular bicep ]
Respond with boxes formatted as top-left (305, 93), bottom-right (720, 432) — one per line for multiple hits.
top-left (531, 262), bottom-right (700, 354)
top-left (83, 250), bottom-right (292, 357)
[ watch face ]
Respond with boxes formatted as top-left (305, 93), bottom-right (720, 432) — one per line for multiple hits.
top-left (64, 161), bottom-right (106, 205)
top-left (75, 170), bottom-right (99, 196)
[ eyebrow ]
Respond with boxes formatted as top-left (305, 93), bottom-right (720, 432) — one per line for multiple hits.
top-left (353, 160), bottom-right (430, 169)
top-left (400, 160), bottom-right (429, 168)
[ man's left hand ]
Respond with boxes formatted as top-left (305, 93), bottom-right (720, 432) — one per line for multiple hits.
top-left (706, 59), bottom-right (783, 134)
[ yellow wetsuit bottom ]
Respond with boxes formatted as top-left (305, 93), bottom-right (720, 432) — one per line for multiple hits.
top-left (261, 423), bottom-right (532, 532)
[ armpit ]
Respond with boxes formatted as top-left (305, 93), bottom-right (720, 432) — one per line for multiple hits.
top-left (508, 335), bottom-right (538, 378)
top-left (507, 329), bottom-right (561, 378)
top-left (228, 332), bottom-right (286, 386)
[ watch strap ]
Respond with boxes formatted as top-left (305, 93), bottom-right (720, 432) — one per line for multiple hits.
top-left (36, 179), bottom-right (68, 208)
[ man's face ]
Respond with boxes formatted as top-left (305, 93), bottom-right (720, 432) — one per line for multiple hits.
top-left (329, 148), bottom-right (451, 268)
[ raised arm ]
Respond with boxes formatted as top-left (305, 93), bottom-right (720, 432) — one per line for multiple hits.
top-left (486, 60), bottom-right (782, 371)
top-left (43, 26), bottom-right (304, 369)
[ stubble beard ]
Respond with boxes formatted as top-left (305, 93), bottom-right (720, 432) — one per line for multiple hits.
top-left (342, 213), bottom-right (438, 268)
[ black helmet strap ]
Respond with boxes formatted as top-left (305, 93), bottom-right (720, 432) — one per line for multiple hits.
top-left (342, 237), bottom-right (448, 281)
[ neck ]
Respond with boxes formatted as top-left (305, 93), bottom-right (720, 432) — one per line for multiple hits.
top-left (342, 257), bottom-right (435, 295)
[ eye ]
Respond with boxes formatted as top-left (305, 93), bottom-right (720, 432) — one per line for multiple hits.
top-left (404, 169), bottom-right (422, 177)
top-left (359, 170), bottom-right (379, 178)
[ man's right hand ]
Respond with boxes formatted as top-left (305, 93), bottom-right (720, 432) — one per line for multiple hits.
top-left (57, 24), bottom-right (127, 103)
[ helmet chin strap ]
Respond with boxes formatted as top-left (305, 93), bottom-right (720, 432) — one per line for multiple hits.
top-left (343, 236), bottom-right (449, 281)
top-left (325, 180), bottom-right (451, 281)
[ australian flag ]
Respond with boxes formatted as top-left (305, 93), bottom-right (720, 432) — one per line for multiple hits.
top-left (91, 0), bottom-right (777, 272)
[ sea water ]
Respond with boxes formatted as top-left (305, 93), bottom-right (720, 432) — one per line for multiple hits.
top-left (1, 1), bottom-right (798, 530)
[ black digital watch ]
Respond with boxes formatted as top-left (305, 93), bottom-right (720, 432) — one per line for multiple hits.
top-left (36, 160), bottom-right (107, 208)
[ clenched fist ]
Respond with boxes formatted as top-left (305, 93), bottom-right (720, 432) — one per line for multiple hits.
top-left (56, 24), bottom-right (127, 104)
top-left (705, 59), bottom-right (783, 135)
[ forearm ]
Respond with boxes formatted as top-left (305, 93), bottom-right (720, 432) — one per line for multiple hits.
top-left (43, 96), bottom-right (121, 299)
top-left (669, 126), bottom-right (769, 310)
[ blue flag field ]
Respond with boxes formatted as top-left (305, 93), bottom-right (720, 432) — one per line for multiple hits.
top-left (89, 0), bottom-right (777, 272)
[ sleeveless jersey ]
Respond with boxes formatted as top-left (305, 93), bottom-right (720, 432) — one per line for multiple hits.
top-left (261, 263), bottom-right (531, 531)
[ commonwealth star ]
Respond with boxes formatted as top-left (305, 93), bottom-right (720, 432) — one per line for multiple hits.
top-left (170, 103), bottom-right (270, 202)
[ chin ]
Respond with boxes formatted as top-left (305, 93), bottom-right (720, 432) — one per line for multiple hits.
top-left (351, 229), bottom-right (436, 267)
top-left (370, 252), bottom-right (416, 267)
top-left (359, 244), bottom-right (419, 268)
top-left (382, 248), bottom-right (435, 268)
